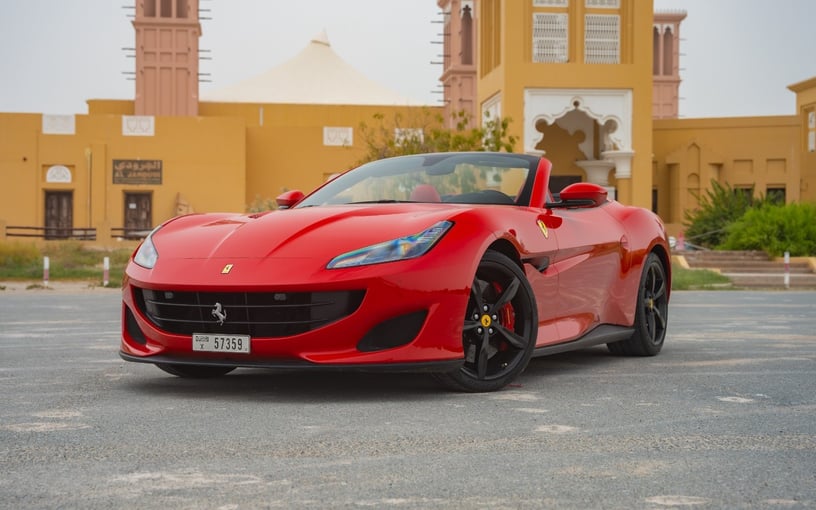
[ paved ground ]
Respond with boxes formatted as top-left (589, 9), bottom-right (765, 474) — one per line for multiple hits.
top-left (1, 289), bottom-right (814, 509)
top-left (0, 280), bottom-right (119, 293)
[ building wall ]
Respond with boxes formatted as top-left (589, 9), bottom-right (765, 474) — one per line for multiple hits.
top-left (476, 0), bottom-right (655, 208)
top-left (0, 114), bottom-right (42, 227)
top-left (4, 103), bottom-right (805, 245)
top-left (0, 110), bottom-right (246, 243)
top-left (197, 102), bottom-right (437, 205)
top-left (1, 100), bottom-right (438, 246)
top-left (789, 77), bottom-right (816, 202)
top-left (652, 115), bottom-right (800, 234)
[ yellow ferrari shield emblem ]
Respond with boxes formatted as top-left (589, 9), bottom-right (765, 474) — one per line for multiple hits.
top-left (221, 264), bottom-right (234, 274)
top-left (537, 219), bottom-right (549, 239)
top-left (480, 315), bottom-right (492, 328)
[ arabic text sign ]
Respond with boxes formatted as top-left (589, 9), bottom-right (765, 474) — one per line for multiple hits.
top-left (113, 160), bottom-right (162, 185)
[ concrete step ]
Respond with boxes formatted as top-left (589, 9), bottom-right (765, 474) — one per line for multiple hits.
top-left (676, 250), bottom-right (816, 289)
top-left (689, 263), bottom-right (811, 274)
top-left (724, 273), bottom-right (816, 289)
top-left (681, 250), bottom-right (770, 262)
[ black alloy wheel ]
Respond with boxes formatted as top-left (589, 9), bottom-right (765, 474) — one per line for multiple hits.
top-left (436, 251), bottom-right (538, 392)
top-left (608, 252), bottom-right (669, 356)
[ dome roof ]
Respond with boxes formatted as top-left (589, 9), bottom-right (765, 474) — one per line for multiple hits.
top-left (201, 31), bottom-right (426, 106)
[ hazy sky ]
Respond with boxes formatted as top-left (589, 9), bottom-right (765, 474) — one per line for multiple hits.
top-left (0, 0), bottom-right (812, 118)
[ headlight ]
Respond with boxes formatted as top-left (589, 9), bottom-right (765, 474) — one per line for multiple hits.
top-left (327, 220), bottom-right (453, 269)
top-left (133, 227), bottom-right (161, 269)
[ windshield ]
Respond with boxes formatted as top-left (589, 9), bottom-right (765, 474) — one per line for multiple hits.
top-left (296, 152), bottom-right (538, 208)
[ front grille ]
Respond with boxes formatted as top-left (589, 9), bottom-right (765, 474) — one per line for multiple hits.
top-left (134, 287), bottom-right (365, 337)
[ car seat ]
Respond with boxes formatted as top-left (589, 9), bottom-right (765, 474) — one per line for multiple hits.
top-left (410, 184), bottom-right (441, 202)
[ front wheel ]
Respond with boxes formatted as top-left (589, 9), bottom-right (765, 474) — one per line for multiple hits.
top-left (435, 251), bottom-right (538, 392)
top-left (607, 252), bottom-right (669, 356)
top-left (156, 363), bottom-right (236, 378)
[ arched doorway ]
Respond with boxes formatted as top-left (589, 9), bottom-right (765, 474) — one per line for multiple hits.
top-left (524, 88), bottom-right (634, 200)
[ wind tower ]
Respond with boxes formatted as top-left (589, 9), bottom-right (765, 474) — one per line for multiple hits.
top-left (437, 0), bottom-right (477, 128)
top-left (652, 10), bottom-right (686, 119)
top-left (133, 0), bottom-right (201, 116)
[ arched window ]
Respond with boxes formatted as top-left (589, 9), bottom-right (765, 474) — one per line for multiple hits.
top-left (662, 27), bottom-right (673, 75)
top-left (652, 27), bottom-right (660, 75)
top-left (461, 5), bottom-right (473, 65)
top-left (144, 0), bottom-right (156, 17)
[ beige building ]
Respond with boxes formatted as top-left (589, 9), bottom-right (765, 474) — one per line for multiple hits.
top-left (0, 0), bottom-right (814, 246)
top-left (437, 0), bottom-right (814, 235)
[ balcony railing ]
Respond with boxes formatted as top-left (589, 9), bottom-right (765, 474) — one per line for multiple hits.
top-left (111, 227), bottom-right (152, 240)
top-left (6, 226), bottom-right (96, 241)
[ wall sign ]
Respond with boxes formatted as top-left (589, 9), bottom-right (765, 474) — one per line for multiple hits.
top-left (42, 115), bottom-right (76, 135)
top-left (113, 159), bottom-right (162, 185)
top-left (45, 165), bottom-right (72, 183)
top-left (323, 127), bottom-right (353, 147)
top-left (809, 111), bottom-right (816, 153)
top-left (122, 115), bottom-right (155, 136)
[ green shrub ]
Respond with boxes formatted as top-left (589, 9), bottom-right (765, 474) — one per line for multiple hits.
top-left (0, 241), bottom-right (40, 267)
top-left (0, 240), bottom-right (134, 281)
top-left (683, 180), bottom-right (770, 248)
top-left (722, 202), bottom-right (816, 257)
top-left (357, 109), bottom-right (518, 165)
top-left (42, 241), bottom-right (98, 269)
top-left (247, 195), bottom-right (279, 213)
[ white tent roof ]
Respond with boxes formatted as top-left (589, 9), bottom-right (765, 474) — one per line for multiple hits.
top-left (201, 31), bottom-right (427, 106)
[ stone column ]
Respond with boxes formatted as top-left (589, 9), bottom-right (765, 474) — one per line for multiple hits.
top-left (576, 159), bottom-right (616, 201)
top-left (602, 149), bottom-right (635, 204)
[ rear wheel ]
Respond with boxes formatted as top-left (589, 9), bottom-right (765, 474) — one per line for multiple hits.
top-left (156, 363), bottom-right (236, 378)
top-left (436, 251), bottom-right (538, 392)
top-left (608, 252), bottom-right (668, 356)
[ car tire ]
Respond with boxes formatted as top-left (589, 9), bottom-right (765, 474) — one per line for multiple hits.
top-left (435, 250), bottom-right (538, 392)
top-left (156, 363), bottom-right (236, 378)
top-left (607, 252), bottom-right (669, 356)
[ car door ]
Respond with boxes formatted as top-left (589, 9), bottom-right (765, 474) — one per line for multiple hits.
top-left (544, 203), bottom-right (626, 342)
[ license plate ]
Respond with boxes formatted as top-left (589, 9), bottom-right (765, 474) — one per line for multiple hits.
top-left (192, 333), bottom-right (250, 354)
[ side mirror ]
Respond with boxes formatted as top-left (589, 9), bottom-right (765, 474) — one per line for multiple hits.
top-left (276, 190), bottom-right (305, 209)
top-left (548, 182), bottom-right (607, 208)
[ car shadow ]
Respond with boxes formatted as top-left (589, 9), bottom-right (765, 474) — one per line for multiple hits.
top-left (524, 345), bottom-right (625, 376)
top-left (123, 367), bottom-right (447, 403)
top-left (121, 345), bottom-right (636, 402)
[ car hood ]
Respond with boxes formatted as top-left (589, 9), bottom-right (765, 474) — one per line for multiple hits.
top-left (152, 204), bottom-right (464, 261)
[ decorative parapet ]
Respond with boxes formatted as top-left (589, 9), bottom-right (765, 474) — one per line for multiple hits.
top-left (122, 116), bottom-right (155, 136)
top-left (524, 88), bottom-right (632, 154)
top-left (323, 127), bottom-right (353, 147)
top-left (42, 115), bottom-right (75, 135)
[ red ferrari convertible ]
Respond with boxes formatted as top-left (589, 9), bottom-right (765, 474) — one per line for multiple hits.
top-left (121, 152), bottom-right (670, 392)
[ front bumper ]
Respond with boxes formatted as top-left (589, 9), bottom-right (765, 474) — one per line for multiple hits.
top-left (120, 258), bottom-right (472, 368)
top-left (119, 351), bottom-right (463, 373)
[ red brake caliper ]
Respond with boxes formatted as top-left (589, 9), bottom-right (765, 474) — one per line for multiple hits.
top-left (492, 282), bottom-right (516, 351)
